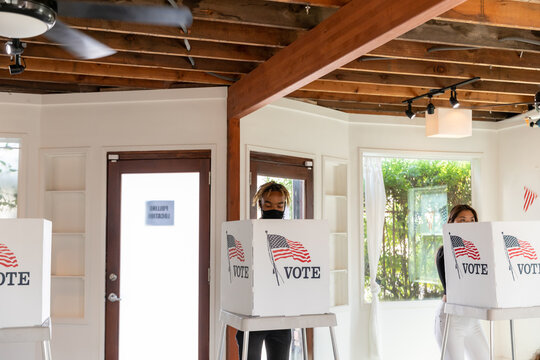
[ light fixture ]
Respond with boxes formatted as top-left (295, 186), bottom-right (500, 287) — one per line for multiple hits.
top-left (449, 88), bottom-right (460, 108)
top-left (9, 54), bottom-right (25, 75)
top-left (405, 102), bottom-right (416, 119)
top-left (5, 39), bottom-right (25, 55)
top-left (0, 0), bottom-right (57, 39)
top-left (426, 107), bottom-right (472, 138)
top-left (426, 95), bottom-right (435, 115)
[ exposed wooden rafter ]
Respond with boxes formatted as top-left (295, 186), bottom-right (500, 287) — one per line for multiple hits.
top-left (227, 0), bottom-right (468, 120)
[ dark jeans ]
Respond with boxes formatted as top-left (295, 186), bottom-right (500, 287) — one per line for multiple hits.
top-left (236, 329), bottom-right (291, 360)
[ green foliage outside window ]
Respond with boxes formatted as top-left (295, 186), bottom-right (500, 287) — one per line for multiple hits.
top-left (364, 158), bottom-right (471, 301)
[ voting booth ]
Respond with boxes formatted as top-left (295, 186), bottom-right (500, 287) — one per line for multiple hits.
top-left (0, 219), bottom-right (52, 328)
top-left (221, 220), bottom-right (329, 317)
top-left (443, 221), bottom-right (540, 308)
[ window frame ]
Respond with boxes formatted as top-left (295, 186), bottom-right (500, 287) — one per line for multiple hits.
top-left (358, 147), bottom-right (483, 306)
top-left (0, 136), bottom-right (24, 218)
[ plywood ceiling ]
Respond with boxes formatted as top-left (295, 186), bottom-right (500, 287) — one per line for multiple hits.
top-left (0, 0), bottom-right (539, 121)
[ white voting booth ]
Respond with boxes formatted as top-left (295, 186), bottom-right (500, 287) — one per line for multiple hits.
top-left (441, 221), bottom-right (540, 360)
top-left (443, 221), bottom-right (540, 308)
top-left (219, 220), bottom-right (339, 360)
top-left (0, 219), bottom-right (52, 360)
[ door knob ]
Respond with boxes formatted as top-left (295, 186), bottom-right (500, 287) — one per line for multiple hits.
top-left (108, 293), bottom-right (122, 302)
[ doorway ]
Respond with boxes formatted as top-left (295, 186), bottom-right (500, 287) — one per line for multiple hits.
top-left (105, 150), bottom-right (210, 360)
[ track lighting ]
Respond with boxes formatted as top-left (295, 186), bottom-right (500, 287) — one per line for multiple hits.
top-left (449, 88), bottom-right (460, 109)
top-left (402, 77), bottom-right (479, 119)
top-left (9, 54), bottom-right (25, 75)
top-left (405, 102), bottom-right (416, 119)
top-left (427, 96), bottom-right (435, 114)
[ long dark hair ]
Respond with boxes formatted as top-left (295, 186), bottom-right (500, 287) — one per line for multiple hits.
top-left (447, 204), bottom-right (478, 223)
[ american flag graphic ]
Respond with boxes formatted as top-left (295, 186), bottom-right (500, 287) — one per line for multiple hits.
top-left (524, 186), bottom-right (538, 212)
top-left (0, 243), bottom-right (18, 268)
top-left (450, 235), bottom-right (481, 260)
top-left (227, 234), bottom-right (245, 262)
top-left (504, 235), bottom-right (538, 260)
top-left (267, 234), bottom-right (311, 263)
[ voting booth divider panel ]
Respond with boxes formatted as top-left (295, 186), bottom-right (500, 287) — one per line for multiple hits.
top-left (221, 220), bottom-right (330, 317)
top-left (0, 219), bottom-right (52, 328)
top-left (443, 221), bottom-right (540, 309)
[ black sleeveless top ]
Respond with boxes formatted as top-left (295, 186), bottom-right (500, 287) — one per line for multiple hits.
top-left (436, 246), bottom-right (446, 294)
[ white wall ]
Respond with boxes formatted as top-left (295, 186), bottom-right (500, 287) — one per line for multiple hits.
top-left (495, 119), bottom-right (540, 360)
top-left (0, 88), bottom-right (228, 360)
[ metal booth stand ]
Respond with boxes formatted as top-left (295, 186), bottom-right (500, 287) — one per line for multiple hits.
top-left (440, 303), bottom-right (540, 360)
top-left (218, 310), bottom-right (340, 360)
top-left (0, 318), bottom-right (52, 360)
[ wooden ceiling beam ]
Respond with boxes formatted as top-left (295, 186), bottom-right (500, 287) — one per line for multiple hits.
top-left (61, 18), bottom-right (302, 48)
top-left (0, 77), bottom-right (100, 93)
top-left (400, 20), bottom-right (540, 53)
top-left (0, 57), bottom-right (232, 85)
top-left (437, 0), bottom-right (540, 31)
top-left (11, 44), bottom-right (254, 75)
top-left (367, 40), bottom-right (540, 70)
top-left (343, 58), bottom-right (540, 85)
top-left (184, 0), bottom-right (334, 29)
top-left (65, 0), bottom-right (333, 29)
top-left (302, 80), bottom-right (531, 104)
top-left (0, 71), bottom-right (172, 89)
top-left (288, 90), bottom-right (530, 112)
top-left (227, 0), bottom-right (468, 120)
top-left (264, 0), bottom-right (540, 30)
top-left (61, 12), bottom-right (540, 57)
top-left (24, 31), bottom-right (276, 63)
top-left (322, 70), bottom-right (540, 96)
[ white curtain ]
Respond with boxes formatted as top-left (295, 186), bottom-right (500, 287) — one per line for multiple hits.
top-left (364, 156), bottom-right (386, 359)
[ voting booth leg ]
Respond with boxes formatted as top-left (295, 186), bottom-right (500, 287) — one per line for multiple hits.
top-left (301, 328), bottom-right (308, 360)
top-left (489, 321), bottom-right (494, 360)
top-left (218, 322), bottom-right (226, 360)
top-left (42, 339), bottom-right (52, 360)
top-left (509, 320), bottom-right (516, 360)
top-left (241, 331), bottom-right (250, 360)
top-left (440, 313), bottom-right (451, 360)
top-left (329, 326), bottom-right (340, 360)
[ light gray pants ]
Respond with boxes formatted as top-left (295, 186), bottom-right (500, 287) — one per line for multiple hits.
top-left (434, 300), bottom-right (489, 360)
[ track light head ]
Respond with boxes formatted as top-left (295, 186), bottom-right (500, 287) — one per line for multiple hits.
top-left (405, 102), bottom-right (416, 119)
top-left (449, 89), bottom-right (460, 108)
top-left (8, 54), bottom-right (25, 75)
top-left (426, 98), bottom-right (435, 115)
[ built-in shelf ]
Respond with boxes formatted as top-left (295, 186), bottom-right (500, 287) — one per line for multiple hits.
top-left (42, 150), bottom-right (88, 321)
top-left (323, 156), bottom-right (349, 308)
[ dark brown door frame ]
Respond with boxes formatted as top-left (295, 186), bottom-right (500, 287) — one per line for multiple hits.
top-left (249, 151), bottom-right (314, 220)
top-left (105, 150), bottom-right (211, 360)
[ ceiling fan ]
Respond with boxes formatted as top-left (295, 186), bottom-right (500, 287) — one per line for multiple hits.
top-left (0, 0), bottom-right (193, 74)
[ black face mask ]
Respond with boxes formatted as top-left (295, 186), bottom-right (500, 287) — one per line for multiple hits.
top-left (261, 209), bottom-right (285, 219)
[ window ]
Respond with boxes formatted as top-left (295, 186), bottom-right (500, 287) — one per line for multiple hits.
top-left (0, 139), bottom-right (20, 218)
top-left (364, 157), bottom-right (472, 301)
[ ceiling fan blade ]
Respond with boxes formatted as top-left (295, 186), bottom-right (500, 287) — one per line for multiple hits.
top-left (44, 20), bottom-right (116, 59)
top-left (57, 1), bottom-right (193, 28)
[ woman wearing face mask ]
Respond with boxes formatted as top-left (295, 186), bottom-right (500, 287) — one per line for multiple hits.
top-left (434, 204), bottom-right (489, 360)
top-left (236, 181), bottom-right (293, 359)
